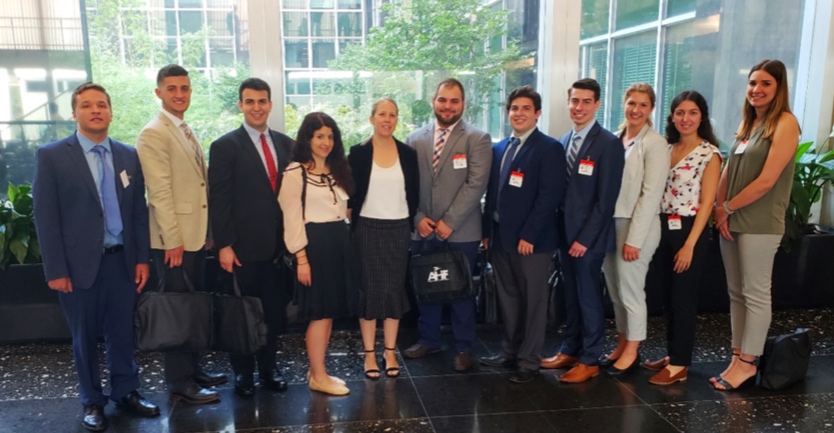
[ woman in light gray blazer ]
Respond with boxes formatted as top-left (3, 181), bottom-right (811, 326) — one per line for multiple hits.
top-left (601, 83), bottom-right (670, 375)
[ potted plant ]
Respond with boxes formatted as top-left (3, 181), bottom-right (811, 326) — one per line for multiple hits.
top-left (0, 182), bottom-right (40, 267)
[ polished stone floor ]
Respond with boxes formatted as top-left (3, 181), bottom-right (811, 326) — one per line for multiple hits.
top-left (2, 308), bottom-right (834, 433)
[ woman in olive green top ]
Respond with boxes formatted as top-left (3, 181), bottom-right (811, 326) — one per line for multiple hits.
top-left (711, 59), bottom-right (800, 391)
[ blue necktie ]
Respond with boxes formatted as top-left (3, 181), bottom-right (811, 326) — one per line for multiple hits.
top-left (566, 134), bottom-right (582, 179)
top-left (499, 137), bottom-right (521, 191)
top-left (90, 145), bottom-right (123, 237)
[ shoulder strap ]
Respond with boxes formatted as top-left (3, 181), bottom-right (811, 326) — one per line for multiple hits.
top-left (300, 164), bottom-right (307, 221)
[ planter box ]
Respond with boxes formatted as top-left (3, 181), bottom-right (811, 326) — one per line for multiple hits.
top-left (0, 264), bottom-right (71, 344)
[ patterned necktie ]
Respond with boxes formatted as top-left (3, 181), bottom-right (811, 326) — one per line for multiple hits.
top-left (180, 122), bottom-right (206, 179)
top-left (566, 134), bottom-right (582, 178)
top-left (260, 133), bottom-right (278, 191)
top-left (90, 145), bottom-right (123, 237)
top-left (499, 137), bottom-right (521, 191)
top-left (433, 128), bottom-right (449, 172)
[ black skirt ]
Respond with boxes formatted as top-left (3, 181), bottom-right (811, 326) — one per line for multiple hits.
top-left (295, 221), bottom-right (358, 321)
top-left (354, 217), bottom-right (411, 320)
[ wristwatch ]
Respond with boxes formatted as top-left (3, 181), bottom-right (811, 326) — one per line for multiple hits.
top-left (723, 201), bottom-right (735, 215)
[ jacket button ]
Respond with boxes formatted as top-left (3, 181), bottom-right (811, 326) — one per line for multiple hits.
top-left (202, 204), bottom-right (207, 209)
top-left (201, 183), bottom-right (205, 187)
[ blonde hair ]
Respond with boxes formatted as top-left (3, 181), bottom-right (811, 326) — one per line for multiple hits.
top-left (618, 82), bottom-right (656, 131)
top-left (371, 97), bottom-right (398, 116)
top-left (736, 59), bottom-right (794, 140)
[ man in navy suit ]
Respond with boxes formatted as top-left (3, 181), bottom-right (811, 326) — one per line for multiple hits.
top-left (540, 78), bottom-right (624, 383)
top-left (479, 86), bottom-right (566, 383)
top-left (33, 83), bottom-right (159, 431)
top-left (209, 78), bottom-right (293, 396)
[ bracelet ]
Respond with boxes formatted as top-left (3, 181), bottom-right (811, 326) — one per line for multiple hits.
top-left (723, 201), bottom-right (735, 215)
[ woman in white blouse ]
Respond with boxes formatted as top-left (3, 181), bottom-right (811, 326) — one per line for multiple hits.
top-left (641, 91), bottom-right (721, 385)
top-left (278, 112), bottom-right (356, 396)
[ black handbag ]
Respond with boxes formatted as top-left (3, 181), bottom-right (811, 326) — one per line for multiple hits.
top-left (410, 242), bottom-right (475, 304)
top-left (759, 328), bottom-right (812, 390)
top-left (213, 274), bottom-right (268, 354)
top-left (135, 272), bottom-right (214, 352)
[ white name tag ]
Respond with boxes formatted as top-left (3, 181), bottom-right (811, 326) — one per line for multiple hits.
top-left (578, 160), bottom-right (594, 176)
top-left (120, 170), bottom-right (130, 188)
top-left (734, 140), bottom-right (749, 154)
top-left (509, 171), bottom-right (524, 187)
top-left (453, 154), bottom-right (467, 169)
top-left (667, 215), bottom-right (682, 230)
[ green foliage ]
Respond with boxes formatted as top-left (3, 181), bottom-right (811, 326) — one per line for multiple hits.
top-left (783, 141), bottom-right (834, 250)
top-left (0, 182), bottom-right (40, 267)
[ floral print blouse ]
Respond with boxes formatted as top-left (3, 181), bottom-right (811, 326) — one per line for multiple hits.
top-left (661, 140), bottom-right (721, 216)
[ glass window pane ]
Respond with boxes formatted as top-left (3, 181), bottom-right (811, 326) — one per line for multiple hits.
top-left (337, 0), bottom-right (361, 10)
top-left (209, 38), bottom-right (234, 66)
top-left (285, 71), bottom-right (312, 95)
top-left (583, 41), bottom-right (608, 127)
top-left (179, 0), bottom-right (203, 8)
top-left (661, 22), bottom-right (696, 125)
top-left (311, 39), bottom-right (335, 67)
top-left (615, 0), bottom-right (658, 30)
top-left (283, 0), bottom-right (307, 9)
top-left (338, 39), bottom-right (361, 54)
top-left (611, 31), bottom-right (656, 128)
top-left (311, 12), bottom-right (335, 36)
top-left (667, 0), bottom-right (696, 17)
top-left (581, 0), bottom-right (609, 38)
top-left (310, 0), bottom-right (334, 9)
top-left (285, 39), bottom-right (309, 68)
top-left (337, 12), bottom-right (361, 36)
top-left (283, 12), bottom-right (309, 37)
top-left (206, 10), bottom-right (232, 37)
top-left (179, 11), bottom-right (203, 33)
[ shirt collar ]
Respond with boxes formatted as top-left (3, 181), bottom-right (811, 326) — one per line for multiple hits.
top-left (572, 121), bottom-right (595, 142)
top-left (511, 127), bottom-right (536, 146)
top-left (242, 122), bottom-right (271, 145)
top-left (160, 108), bottom-right (185, 128)
top-left (434, 119), bottom-right (461, 137)
top-left (76, 130), bottom-right (111, 153)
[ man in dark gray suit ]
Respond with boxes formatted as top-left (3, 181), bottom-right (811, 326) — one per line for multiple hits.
top-left (403, 78), bottom-right (492, 372)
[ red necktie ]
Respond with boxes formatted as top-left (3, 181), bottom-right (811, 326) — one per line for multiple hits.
top-left (260, 133), bottom-right (278, 191)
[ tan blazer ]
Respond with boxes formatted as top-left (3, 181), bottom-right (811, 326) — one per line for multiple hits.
top-left (136, 111), bottom-right (208, 252)
top-left (613, 123), bottom-right (669, 248)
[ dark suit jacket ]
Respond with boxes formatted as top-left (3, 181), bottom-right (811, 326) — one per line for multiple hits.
top-left (559, 121), bottom-right (624, 254)
top-left (347, 138), bottom-right (419, 231)
top-left (483, 128), bottom-right (566, 254)
top-left (209, 126), bottom-right (293, 262)
top-left (33, 132), bottom-right (150, 289)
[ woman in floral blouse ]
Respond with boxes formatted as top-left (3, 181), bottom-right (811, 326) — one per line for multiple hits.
top-left (641, 91), bottom-right (721, 385)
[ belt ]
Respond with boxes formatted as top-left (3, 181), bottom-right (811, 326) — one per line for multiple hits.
top-left (103, 245), bottom-right (124, 255)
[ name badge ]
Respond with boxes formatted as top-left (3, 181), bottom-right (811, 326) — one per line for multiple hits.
top-left (335, 187), bottom-right (349, 201)
top-left (734, 140), bottom-right (749, 155)
top-left (509, 171), bottom-right (524, 187)
top-left (578, 159), bottom-right (594, 176)
top-left (120, 170), bottom-right (130, 188)
top-left (668, 215), bottom-right (682, 230)
top-left (453, 154), bottom-right (467, 169)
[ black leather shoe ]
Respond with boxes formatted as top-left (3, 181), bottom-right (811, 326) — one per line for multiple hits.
top-left (194, 371), bottom-right (228, 388)
top-left (169, 383), bottom-right (221, 404)
top-left (259, 369), bottom-right (288, 392)
top-left (234, 374), bottom-right (256, 397)
top-left (82, 405), bottom-right (107, 432)
top-left (605, 355), bottom-right (642, 376)
top-left (598, 354), bottom-right (618, 368)
top-left (479, 354), bottom-right (518, 369)
top-left (508, 367), bottom-right (538, 384)
top-left (453, 352), bottom-right (474, 372)
top-left (116, 390), bottom-right (160, 417)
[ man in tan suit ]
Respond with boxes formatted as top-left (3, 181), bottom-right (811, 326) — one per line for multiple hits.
top-left (136, 64), bottom-right (226, 404)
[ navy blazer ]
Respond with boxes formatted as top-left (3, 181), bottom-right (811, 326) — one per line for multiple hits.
top-left (483, 128), bottom-right (566, 254)
top-left (209, 126), bottom-right (294, 261)
top-left (559, 121), bottom-right (624, 254)
top-left (348, 138), bottom-right (420, 231)
top-left (33, 132), bottom-right (150, 289)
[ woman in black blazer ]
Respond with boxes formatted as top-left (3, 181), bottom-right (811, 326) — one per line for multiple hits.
top-left (348, 97), bottom-right (419, 380)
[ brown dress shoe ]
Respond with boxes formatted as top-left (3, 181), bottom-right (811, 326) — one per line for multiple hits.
top-left (453, 352), bottom-right (474, 372)
top-left (558, 363), bottom-right (599, 383)
top-left (642, 356), bottom-right (670, 371)
top-left (403, 343), bottom-right (441, 359)
top-left (649, 367), bottom-right (688, 385)
top-left (540, 353), bottom-right (578, 369)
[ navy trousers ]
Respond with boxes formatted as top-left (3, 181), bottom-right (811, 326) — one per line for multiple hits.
top-left (411, 238), bottom-right (479, 353)
top-left (557, 249), bottom-right (606, 366)
top-left (58, 250), bottom-right (139, 407)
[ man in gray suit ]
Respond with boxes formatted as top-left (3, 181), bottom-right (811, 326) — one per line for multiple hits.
top-left (403, 78), bottom-right (492, 372)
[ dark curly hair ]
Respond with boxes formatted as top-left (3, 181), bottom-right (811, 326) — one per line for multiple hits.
top-left (293, 112), bottom-right (355, 196)
top-left (665, 90), bottom-right (719, 147)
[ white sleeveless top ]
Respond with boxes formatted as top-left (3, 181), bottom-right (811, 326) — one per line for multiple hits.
top-left (359, 158), bottom-right (409, 219)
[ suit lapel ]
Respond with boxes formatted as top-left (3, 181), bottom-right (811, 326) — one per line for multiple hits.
top-left (240, 126), bottom-right (278, 196)
top-left (65, 134), bottom-right (101, 206)
top-left (419, 125), bottom-right (435, 174)
top-left (269, 129), bottom-right (291, 172)
top-left (511, 129), bottom-right (539, 165)
top-left (435, 122), bottom-right (464, 177)
top-left (158, 112), bottom-right (205, 178)
top-left (110, 139), bottom-right (125, 205)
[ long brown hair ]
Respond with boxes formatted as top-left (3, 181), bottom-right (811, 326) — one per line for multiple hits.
top-left (293, 112), bottom-right (355, 196)
top-left (736, 59), bottom-right (794, 140)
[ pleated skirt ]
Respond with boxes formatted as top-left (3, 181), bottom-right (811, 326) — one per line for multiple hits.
top-left (295, 221), bottom-right (358, 321)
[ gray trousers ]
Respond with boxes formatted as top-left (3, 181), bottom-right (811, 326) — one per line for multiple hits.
top-left (720, 232), bottom-right (781, 356)
top-left (491, 237), bottom-right (553, 371)
top-left (602, 216), bottom-right (661, 341)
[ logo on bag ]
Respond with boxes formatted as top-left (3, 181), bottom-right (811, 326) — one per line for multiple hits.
top-left (427, 266), bottom-right (450, 282)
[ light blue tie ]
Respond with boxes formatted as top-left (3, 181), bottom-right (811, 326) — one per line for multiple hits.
top-left (90, 145), bottom-right (123, 237)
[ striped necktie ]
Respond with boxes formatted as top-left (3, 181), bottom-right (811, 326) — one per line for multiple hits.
top-left (180, 122), bottom-right (206, 179)
top-left (433, 128), bottom-right (449, 172)
top-left (566, 133), bottom-right (582, 178)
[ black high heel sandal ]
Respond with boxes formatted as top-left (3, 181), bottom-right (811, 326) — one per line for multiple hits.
top-left (710, 352), bottom-right (740, 383)
top-left (363, 349), bottom-right (380, 380)
top-left (713, 357), bottom-right (757, 391)
top-left (383, 347), bottom-right (401, 378)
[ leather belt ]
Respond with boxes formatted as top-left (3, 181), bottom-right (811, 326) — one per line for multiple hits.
top-left (103, 245), bottom-right (124, 255)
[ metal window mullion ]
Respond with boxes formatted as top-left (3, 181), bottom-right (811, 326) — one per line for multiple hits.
top-left (653, 0), bottom-right (664, 129)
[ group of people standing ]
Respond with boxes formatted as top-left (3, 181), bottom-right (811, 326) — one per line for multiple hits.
top-left (31, 58), bottom-right (799, 432)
